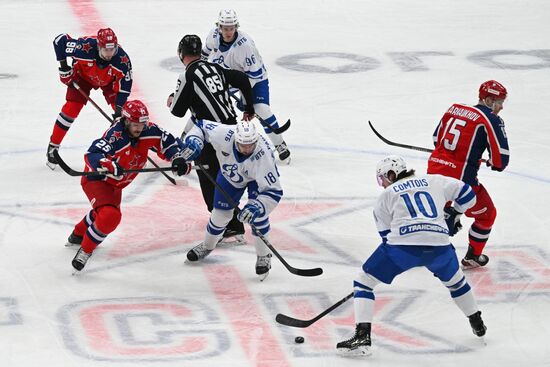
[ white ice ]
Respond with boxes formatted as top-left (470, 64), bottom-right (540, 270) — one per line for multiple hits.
top-left (1, 0), bottom-right (550, 366)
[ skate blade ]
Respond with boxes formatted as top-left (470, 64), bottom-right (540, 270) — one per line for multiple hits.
top-left (65, 242), bottom-right (79, 247)
top-left (218, 237), bottom-right (247, 247)
top-left (461, 261), bottom-right (483, 270)
top-left (46, 161), bottom-right (57, 170)
top-left (336, 346), bottom-right (373, 357)
top-left (278, 156), bottom-right (291, 165)
top-left (258, 272), bottom-right (269, 282)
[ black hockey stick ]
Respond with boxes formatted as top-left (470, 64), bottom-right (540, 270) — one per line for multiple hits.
top-left (229, 94), bottom-right (291, 134)
top-left (72, 81), bottom-right (177, 185)
top-left (368, 120), bottom-right (490, 164)
top-left (368, 120), bottom-right (433, 153)
top-left (53, 150), bottom-right (205, 177)
top-left (275, 292), bottom-right (354, 328)
top-left (195, 162), bottom-right (322, 277)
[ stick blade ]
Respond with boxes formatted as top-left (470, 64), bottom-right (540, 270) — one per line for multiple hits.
top-left (275, 313), bottom-right (312, 328)
top-left (291, 267), bottom-right (323, 277)
top-left (274, 119), bottom-right (291, 134)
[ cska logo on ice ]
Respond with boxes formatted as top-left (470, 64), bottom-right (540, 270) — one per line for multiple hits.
top-left (272, 245), bottom-right (550, 356)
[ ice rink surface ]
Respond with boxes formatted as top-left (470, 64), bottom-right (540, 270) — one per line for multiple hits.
top-left (1, 0), bottom-right (550, 366)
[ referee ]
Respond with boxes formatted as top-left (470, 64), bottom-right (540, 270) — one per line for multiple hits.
top-left (168, 34), bottom-right (255, 242)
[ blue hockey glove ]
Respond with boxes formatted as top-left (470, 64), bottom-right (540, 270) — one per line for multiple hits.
top-left (444, 206), bottom-right (463, 236)
top-left (238, 200), bottom-right (264, 224)
top-left (180, 137), bottom-right (203, 161)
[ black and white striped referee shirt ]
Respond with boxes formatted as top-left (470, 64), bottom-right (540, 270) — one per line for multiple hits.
top-left (170, 59), bottom-right (254, 124)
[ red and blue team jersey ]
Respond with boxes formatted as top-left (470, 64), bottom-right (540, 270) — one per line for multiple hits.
top-left (83, 120), bottom-right (184, 189)
top-left (53, 33), bottom-right (133, 107)
top-left (427, 103), bottom-right (510, 186)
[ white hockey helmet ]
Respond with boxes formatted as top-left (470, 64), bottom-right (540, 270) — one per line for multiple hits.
top-left (376, 155), bottom-right (407, 186)
top-left (217, 9), bottom-right (239, 28)
top-left (234, 121), bottom-right (259, 155)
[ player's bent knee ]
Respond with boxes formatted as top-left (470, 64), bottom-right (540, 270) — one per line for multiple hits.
top-left (356, 272), bottom-right (381, 290)
top-left (94, 205), bottom-right (121, 234)
top-left (210, 208), bottom-right (234, 228)
top-left (61, 101), bottom-right (85, 119)
top-left (441, 269), bottom-right (471, 297)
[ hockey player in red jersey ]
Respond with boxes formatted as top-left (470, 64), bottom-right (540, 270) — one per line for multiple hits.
top-left (65, 100), bottom-right (192, 272)
top-left (427, 80), bottom-right (510, 269)
top-left (47, 28), bottom-right (133, 169)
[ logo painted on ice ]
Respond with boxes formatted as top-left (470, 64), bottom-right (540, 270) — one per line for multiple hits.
top-left (57, 297), bottom-right (230, 362)
top-left (266, 245), bottom-right (550, 356)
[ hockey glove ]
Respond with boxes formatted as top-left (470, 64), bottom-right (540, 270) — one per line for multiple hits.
top-left (238, 200), bottom-right (264, 224)
top-left (112, 105), bottom-right (122, 120)
top-left (444, 206), bottom-right (463, 236)
top-left (59, 65), bottom-right (74, 86)
top-left (180, 137), bottom-right (203, 161)
top-left (171, 154), bottom-right (192, 176)
top-left (98, 158), bottom-right (124, 180)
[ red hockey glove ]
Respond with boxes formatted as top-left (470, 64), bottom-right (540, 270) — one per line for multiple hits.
top-left (98, 158), bottom-right (123, 180)
top-left (59, 65), bottom-right (74, 86)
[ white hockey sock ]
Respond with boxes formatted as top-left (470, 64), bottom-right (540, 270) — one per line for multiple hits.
top-left (204, 209), bottom-right (233, 249)
top-left (254, 103), bottom-right (285, 146)
top-left (452, 290), bottom-right (479, 317)
top-left (354, 297), bottom-right (375, 324)
top-left (254, 235), bottom-right (271, 256)
top-left (204, 232), bottom-right (222, 250)
top-left (267, 131), bottom-right (284, 146)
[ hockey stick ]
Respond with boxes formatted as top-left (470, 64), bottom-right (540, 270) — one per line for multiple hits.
top-left (53, 150), bottom-right (205, 177)
top-left (275, 291), bottom-right (354, 328)
top-left (72, 81), bottom-right (177, 185)
top-left (229, 94), bottom-right (291, 134)
top-left (195, 161), bottom-right (323, 277)
top-left (368, 120), bottom-right (433, 153)
top-left (368, 120), bottom-right (490, 164)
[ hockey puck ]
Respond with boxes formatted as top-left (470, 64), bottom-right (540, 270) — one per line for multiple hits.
top-left (294, 336), bottom-right (305, 344)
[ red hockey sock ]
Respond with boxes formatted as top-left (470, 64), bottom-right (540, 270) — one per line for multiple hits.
top-left (80, 206), bottom-right (121, 253)
top-left (73, 210), bottom-right (96, 237)
top-left (50, 101), bottom-right (84, 145)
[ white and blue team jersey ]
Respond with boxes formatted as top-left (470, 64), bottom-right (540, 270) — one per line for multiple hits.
top-left (374, 174), bottom-right (476, 246)
top-left (186, 120), bottom-right (282, 215)
top-left (202, 28), bottom-right (267, 88)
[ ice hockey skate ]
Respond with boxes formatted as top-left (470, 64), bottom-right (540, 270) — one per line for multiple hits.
top-left (72, 247), bottom-right (92, 272)
top-left (218, 228), bottom-right (246, 246)
top-left (46, 142), bottom-right (59, 170)
top-left (186, 242), bottom-right (213, 262)
top-left (461, 245), bottom-right (489, 269)
top-left (336, 323), bottom-right (373, 357)
top-left (275, 141), bottom-right (291, 164)
top-left (65, 231), bottom-right (83, 247)
top-left (468, 311), bottom-right (487, 337)
top-left (255, 253), bottom-right (272, 281)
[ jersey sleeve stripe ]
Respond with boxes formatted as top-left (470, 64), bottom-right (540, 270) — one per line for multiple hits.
top-left (261, 190), bottom-right (283, 203)
top-left (455, 184), bottom-right (475, 206)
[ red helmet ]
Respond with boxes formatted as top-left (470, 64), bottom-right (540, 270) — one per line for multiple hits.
top-left (122, 100), bottom-right (149, 123)
top-left (479, 80), bottom-right (507, 100)
top-left (97, 28), bottom-right (118, 49)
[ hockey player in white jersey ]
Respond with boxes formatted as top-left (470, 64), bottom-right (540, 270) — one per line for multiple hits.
top-left (201, 9), bottom-right (291, 163)
top-left (337, 155), bottom-right (486, 357)
top-left (179, 119), bottom-right (283, 280)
